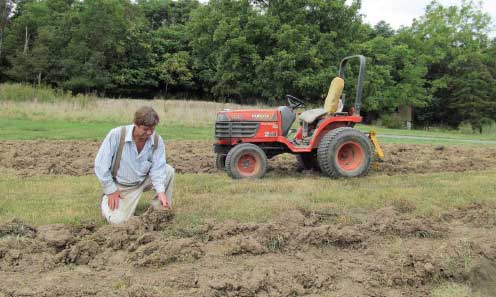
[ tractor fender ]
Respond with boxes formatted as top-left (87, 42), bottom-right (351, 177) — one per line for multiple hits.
top-left (310, 116), bottom-right (361, 149)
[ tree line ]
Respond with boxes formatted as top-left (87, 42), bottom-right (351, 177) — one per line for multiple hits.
top-left (0, 0), bottom-right (495, 130)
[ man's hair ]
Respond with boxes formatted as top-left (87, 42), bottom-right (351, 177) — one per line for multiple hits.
top-left (134, 106), bottom-right (160, 126)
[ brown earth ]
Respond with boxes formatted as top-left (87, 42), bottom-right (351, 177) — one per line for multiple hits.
top-left (1, 140), bottom-right (496, 177)
top-left (1, 205), bottom-right (495, 297)
top-left (1, 140), bottom-right (496, 296)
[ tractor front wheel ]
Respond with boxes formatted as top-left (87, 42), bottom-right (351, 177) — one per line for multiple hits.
top-left (317, 127), bottom-right (373, 178)
top-left (225, 143), bottom-right (268, 179)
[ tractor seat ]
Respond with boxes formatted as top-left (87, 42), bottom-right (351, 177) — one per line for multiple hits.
top-left (299, 77), bottom-right (344, 124)
top-left (299, 108), bottom-right (327, 124)
top-left (278, 106), bottom-right (296, 136)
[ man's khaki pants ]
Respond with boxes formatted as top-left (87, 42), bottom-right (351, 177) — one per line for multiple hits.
top-left (101, 164), bottom-right (175, 224)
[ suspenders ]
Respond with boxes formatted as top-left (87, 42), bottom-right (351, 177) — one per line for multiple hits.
top-left (111, 127), bottom-right (127, 180)
top-left (111, 126), bottom-right (159, 180)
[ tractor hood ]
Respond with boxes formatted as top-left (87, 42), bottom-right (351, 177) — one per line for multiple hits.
top-left (216, 109), bottom-right (278, 122)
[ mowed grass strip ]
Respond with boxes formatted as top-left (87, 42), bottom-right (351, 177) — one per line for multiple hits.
top-left (1, 169), bottom-right (495, 227)
top-left (355, 124), bottom-right (496, 141)
top-left (0, 118), bottom-right (213, 141)
top-left (1, 117), bottom-right (493, 145)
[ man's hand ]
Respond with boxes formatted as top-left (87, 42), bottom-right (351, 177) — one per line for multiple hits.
top-left (157, 192), bottom-right (171, 209)
top-left (108, 190), bottom-right (122, 210)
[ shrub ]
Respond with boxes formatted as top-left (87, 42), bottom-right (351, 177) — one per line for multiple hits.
top-left (457, 121), bottom-right (473, 134)
top-left (0, 83), bottom-right (94, 105)
top-left (380, 114), bottom-right (404, 129)
top-left (480, 119), bottom-right (496, 135)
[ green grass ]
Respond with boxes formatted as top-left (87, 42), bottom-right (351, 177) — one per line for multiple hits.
top-left (372, 136), bottom-right (496, 145)
top-left (0, 118), bottom-right (122, 141)
top-left (1, 169), bottom-right (495, 227)
top-left (2, 117), bottom-right (493, 145)
top-left (0, 118), bottom-right (213, 141)
top-left (356, 124), bottom-right (496, 141)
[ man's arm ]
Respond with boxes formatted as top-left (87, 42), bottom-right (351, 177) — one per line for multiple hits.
top-left (149, 135), bottom-right (169, 207)
top-left (94, 128), bottom-right (119, 195)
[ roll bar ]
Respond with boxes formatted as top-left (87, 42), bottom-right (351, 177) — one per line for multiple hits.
top-left (338, 55), bottom-right (366, 115)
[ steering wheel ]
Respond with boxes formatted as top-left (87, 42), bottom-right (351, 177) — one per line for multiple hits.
top-left (286, 94), bottom-right (305, 109)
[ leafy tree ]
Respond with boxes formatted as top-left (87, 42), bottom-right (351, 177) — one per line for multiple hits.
top-left (114, 0), bottom-right (198, 96)
top-left (0, 0), bottom-right (17, 65)
top-left (153, 51), bottom-right (192, 94)
top-left (358, 32), bottom-right (430, 113)
top-left (189, 0), bottom-right (366, 102)
top-left (4, 0), bottom-right (71, 84)
top-left (447, 51), bottom-right (496, 131)
top-left (373, 21), bottom-right (395, 38)
top-left (188, 0), bottom-right (262, 100)
top-left (111, 16), bottom-right (157, 96)
top-left (406, 0), bottom-right (493, 127)
top-left (60, 0), bottom-right (136, 93)
top-left (254, 0), bottom-right (366, 102)
top-left (138, 0), bottom-right (199, 30)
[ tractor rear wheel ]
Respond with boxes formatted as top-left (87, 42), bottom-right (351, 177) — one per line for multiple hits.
top-left (225, 143), bottom-right (268, 179)
top-left (296, 152), bottom-right (320, 171)
top-left (215, 154), bottom-right (227, 170)
top-left (317, 127), bottom-right (373, 178)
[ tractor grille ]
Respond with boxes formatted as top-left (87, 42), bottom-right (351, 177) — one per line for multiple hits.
top-left (215, 122), bottom-right (259, 138)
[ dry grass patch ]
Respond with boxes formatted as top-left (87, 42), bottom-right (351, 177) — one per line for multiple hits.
top-left (1, 170), bottom-right (496, 227)
top-left (0, 98), bottom-right (267, 128)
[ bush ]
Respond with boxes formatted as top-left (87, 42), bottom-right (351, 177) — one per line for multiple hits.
top-left (458, 119), bottom-right (496, 135)
top-left (0, 83), bottom-right (94, 105)
top-left (457, 121), bottom-right (473, 134)
top-left (481, 119), bottom-right (496, 135)
top-left (0, 83), bottom-right (65, 102)
top-left (380, 114), bottom-right (404, 129)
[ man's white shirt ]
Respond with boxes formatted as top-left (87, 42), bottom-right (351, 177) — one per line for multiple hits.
top-left (94, 125), bottom-right (167, 195)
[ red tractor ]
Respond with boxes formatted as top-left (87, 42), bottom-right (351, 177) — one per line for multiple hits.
top-left (213, 55), bottom-right (383, 179)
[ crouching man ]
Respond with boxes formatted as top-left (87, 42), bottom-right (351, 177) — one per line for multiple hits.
top-left (94, 106), bottom-right (174, 224)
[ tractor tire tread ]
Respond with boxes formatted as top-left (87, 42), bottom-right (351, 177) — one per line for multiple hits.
top-left (317, 127), bottom-right (374, 178)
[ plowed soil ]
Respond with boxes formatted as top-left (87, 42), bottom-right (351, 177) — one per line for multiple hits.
top-left (1, 140), bottom-right (496, 176)
top-left (1, 140), bottom-right (496, 296)
top-left (1, 206), bottom-right (496, 296)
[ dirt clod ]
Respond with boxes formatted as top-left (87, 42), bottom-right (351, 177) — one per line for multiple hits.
top-left (65, 239), bottom-right (100, 265)
top-left (0, 219), bottom-right (36, 238)
top-left (140, 207), bottom-right (175, 231)
top-left (37, 224), bottom-right (73, 248)
top-left (366, 207), bottom-right (446, 238)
